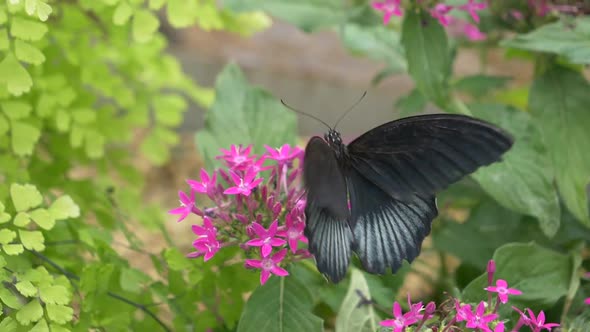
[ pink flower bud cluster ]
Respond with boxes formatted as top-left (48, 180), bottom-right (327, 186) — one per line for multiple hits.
top-left (169, 144), bottom-right (309, 285)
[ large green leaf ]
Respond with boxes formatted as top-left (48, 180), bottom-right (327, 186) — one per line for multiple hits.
top-left (529, 67), bottom-right (590, 226)
top-left (224, 0), bottom-right (345, 32)
top-left (335, 269), bottom-right (380, 332)
top-left (470, 103), bottom-right (560, 236)
top-left (341, 23), bottom-right (406, 73)
top-left (401, 10), bottom-right (450, 106)
top-left (195, 63), bottom-right (297, 169)
top-left (501, 17), bottom-right (590, 65)
top-left (237, 276), bottom-right (323, 332)
top-left (463, 243), bottom-right (571, 309)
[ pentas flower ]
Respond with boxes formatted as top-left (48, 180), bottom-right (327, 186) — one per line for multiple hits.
top-left (277, 210), bottom-right (308, 253)
top-left (264, 144), bottom-right (302, 166)
top-left (430, 3), bottom-right (454, 26)
top-left (168, 190), bottom-right (199, 222)
top-left (459, 0), bottom-right (487, 23)
top-left (188, 232), bottom-right (220, 261)
top-left (217, 144), bottom-right (255, 170)
top-left (371, 0), bottom-right (402, 25)
top-left (485, 279), bottom-right (522, 304)
top-left (455, 301), bottom-right (472, 322)
top-left (245, 249), bottom-right (289, 285)
top-left (191, 216), bottom-right (217, 242)
top-left (513, 307), bottom-right (559, 332)
top-left (463, 23), bottom-right (486, 41)
top-left (380, 301), bottom-right (420, 332)
top-left (246, 220), bottom-right (286, 257)
top-left (187, 169), bottom-right (217, 195)
top-left (465, 301), bottom-right (498, 331)
top-left (223, 169), bottom-right (263, 196)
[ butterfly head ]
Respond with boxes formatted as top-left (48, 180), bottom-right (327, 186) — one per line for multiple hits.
top-left (324, 129), bottom-right (345, 155)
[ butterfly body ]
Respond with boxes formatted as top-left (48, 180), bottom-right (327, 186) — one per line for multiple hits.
top-left (303, 114), bottom-right (513, 283)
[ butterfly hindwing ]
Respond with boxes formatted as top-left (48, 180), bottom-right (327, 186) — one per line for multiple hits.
top-left (303, 137), bottom-right (352, 282)
top-left (347, 114), bottom-right (513, 200)
top-left (347, 167), bottom-right (437, 274)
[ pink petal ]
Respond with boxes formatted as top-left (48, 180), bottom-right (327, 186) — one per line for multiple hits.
top-left (485, 286), bottom-right (498, 292)
top-left (584, 298), bottom-right (590, 305)
top-left (508, 288), bottom-right (522, 295)
top-left (200, 169), bottom-right (210, 182)
top-left (383, 11), bottom-right (393, 25)
top-left (223, 187), bottom-right (241, 195)
top-left (168, 206), bottom-right (188, 215)
top-left (498, 293), bottom-right (508, 304)
top-left (260, 270), bottom-right (271, 285)
top-left (192, 224), bottom-right (206, 235)
top-left (250, 177), bottom-right (264, 188)
top-left (393, 302), bottom-right (402, 318)
top-left (270, 238), bottom-right (286, 246)
top-left (288, 238), bottom-right (298, 253)
top-left (203, 216), bottom-right (214, 228)
top-left (271, 266), bottom-right (289, 277)
top-left (268, 220), bottom-right (278, 234)
top-left (186, 251), bottom-right (203, 258)
top-left (496, 279), bottom-right (508, 288)
top-left (178, 191), bottom-right (191, 205)
top-left (246, 239), bottom-right (264, 247)
top-left (229, 171), bottom-right (242, 185)
top-left (379, 319), bottom-right (396, 327)
top-left (203, 251), bottom-right (215, 261)
top-left (245, 259), bottom-right (262, 268)
top-left (272, 249), bottom-right (288, 263)
top-left (251, 222), bottom-right (267, 237)
top-left (261, 244), bottom-right (273, 257)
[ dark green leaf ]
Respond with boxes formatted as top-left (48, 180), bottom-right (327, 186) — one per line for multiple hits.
top-left (401, 10), bottom-right (450, 106)
top-left (237, 276), bottom-right (323, 332)
top-left (195, 64), bottom-right (297, 169)
top-left (529, 66), bottom-right (590, 225)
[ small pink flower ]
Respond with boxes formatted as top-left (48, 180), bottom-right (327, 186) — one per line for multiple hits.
top-left (380, 301), bottom-right (420, 332)
top-left (423, 301), bottom-right (436, 320)
top-left (430, 3), bottom-right (454, 26)
top-left (371, 0), bottom-right (402, 25)
top-left (223, 169), bottom-right (263, 196)
top-left (524, 308), bottom-right (560, 331)
top-left (510, 9), bottom-right (524, 20)
top-left (246, 220), bottom-right (286, 257)
top-left (188, 231), bottom-right (220, 262)
top-left (465, 301), bottom-right (497, 330)
top-left (494, 321), bottom-right (505, 332)
top-left (245, 249), bottom-right (289, 285)
top-left (217, 144), bottom-right (254, 170)
top-left (278, 211), bottom-right (308, 253)
top-left (459, 0), bottom-right (487, 23)
top-left (585, 298), bottom-right (590, 305)
top-left (191, 216), bottom-right (217, 243)
top-left (485, 279), bottom-right (522, 304)
top-left (264, 144), bottom-right (302, 166)
top-left (463, 23), bottom-right (486, 41)
top-left (187, 169), bottom-right (217, 195)
top-left (168, 190), bottom-right (200, 222)
top-left (248, 156), bottom-right (272, 174)
top-left (455, 301), bottom-right (472, 322)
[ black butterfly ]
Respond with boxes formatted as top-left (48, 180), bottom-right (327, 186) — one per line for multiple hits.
top-left (302, 114), bottom-right (513, 283)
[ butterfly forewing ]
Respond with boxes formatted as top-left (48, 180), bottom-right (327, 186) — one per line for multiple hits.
top-left (303, 137), bottom-right (352, 282)
top-left (347, 114), bottom-right (514, 201)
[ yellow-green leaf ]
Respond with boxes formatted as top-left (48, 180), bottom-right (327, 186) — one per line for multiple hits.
top-left (0, 317), bottom-right (17, 332)
top-left (29, 319), bottom-right (49, 332)
top-left (18, 230), bottom-right (44, 251)
top-left (0, 229), bottom-right (17, 244)
top-left (49, 195), bottom-right (80, 220)
top-left (13, 212), bottom-right (31, 227)
top-left (10, 17), bottom-right (47, 41)
top-left (84, 129), bottom-right (104, 158)
top-left (36, 1), bottom-right (52, 22)
top-left (0, 29), bottom-right (9, 50)
top-left (132, 10), bottom-right (159, 43)
top-left (15, 280), bottom-right (37, 297)
top-left (39, 285), bottom-right (69, 305)
top-left (113, 2), bottom-right (133, 26)
top-left (3, 244), bottom-right (24, 255)
top-left (30, 208), bottom-right (55, 230)
top-left (14, 39), bottom-right (45, 65)
top-left (0, 288), bottom-right (22, 309)
top-left (1, 101), bottom-right (32, 120)
top-left (10, 120), bottom-right (41, 155)
top-left (15, 298), bottom-right (43, 325)
top-left (46, 304), bottom-right (73, 324)
top-left (10, 184), bottom-right (42, 212)
top-left (0, 53), bottom-right (33, 96)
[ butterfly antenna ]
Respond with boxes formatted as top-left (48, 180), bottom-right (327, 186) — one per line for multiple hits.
top-left (334, 91), bottom-right (367, 130)
top-left (280, 99), bottom-right (331, 130)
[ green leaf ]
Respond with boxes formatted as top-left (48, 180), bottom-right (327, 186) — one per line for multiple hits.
top-left (120, 268), bottom-right (150, 293)
top-left (132, 10), bottom-right (159, 43)
top-left (84, 129), bottom-right (105, 159)
top-left (140, 129), bottom-right (169, 165)
top-left (29, 319), bottom-right (49, 332)
top-left (71, 108), bottom-right (96, 124)
top-left (0, 53), bottom-right (33, 96)
top-left (470, 104), bottom-right (561, 236)
top-left (39, 285), bottom-right (69, 305)
top-left (11, 120), bottom-right (41, 155)
top-left (153, 94), bottom-right (187, 126)
top-left (0, 287), bottom-right (23, 309)
top-left (335, 269), bottom-right (379, 332)
top-left (225, 0), bottom-right (346, 32)
top-left (150, 0), bottom-right (166, 10)
top-left (30, 208), bottom-right (55, 230)
top-left (529, 66), bottom-right (590, 225)
top-left (395, 88), bottom-right (427, 117)
top-left (1, 101), bottom-right (32, 119)
top-left (19, 230), bottom-right (44, 251)
top-left (237, 276), bottom-right (323, 332)
top-left (0, 202), bottom-right (11, 224)
top-left (113, 2), bottom-right (133, 25)
top-left (16, 280), bottom-right (37, 297)
top-left (501, 17), bottom-right (590, 65)
top-left (463, 243), bottom-right (571, 308)
top-left (10, 183), bottom-right (42, 212)
top-left (454, 75), bottom-right (511, 98)
top-left (16, 299), bottom-right (43, 325)
top-left (166, 0), bottom-right (198, 28)
top-left (341, 23), bottom-right (406, 73)
top-left (164, 247), bottom-right (192, 271)
top-left (14, 39), bottom-right (45, 65)
top-left (0, 229), bottom-right (17, 244)
top-left (13, 212), bottom-right (30, 227)
top-left (401, 10), bottom-right (450, 106)
top-left (10, 17), bottom-right (48, 41)
top-left (55, 109), bottom-right (70, 132)
top-left (49, 195), bottom-right (80, 220)
top-left (195, 64), bottom-right (297, 169)
top-left (0, 317), bottom-right (17, 332)
top-left (3, 244), bottom-right (24, 255)
top-left (0, 29), bottom-right (9, 50)
top-left (25, 0), bottom-right (37, 16)
top-left (35, 1), bottom-right (52, 22)
top-left (0, 114), bottom-right (9, 136)
top-left (46, 304), bottom-right (73, 324)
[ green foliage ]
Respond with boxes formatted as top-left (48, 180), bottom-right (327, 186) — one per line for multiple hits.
top-left (335, 269), bottom-right (380, 332)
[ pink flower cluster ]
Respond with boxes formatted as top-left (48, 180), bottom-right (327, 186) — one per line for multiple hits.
top-left (371, 0), bottom-right (487, 41)
top-left (169, 144), bottom-right (309, 285)
top-left (379, 260), bottom-right (559, 332)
